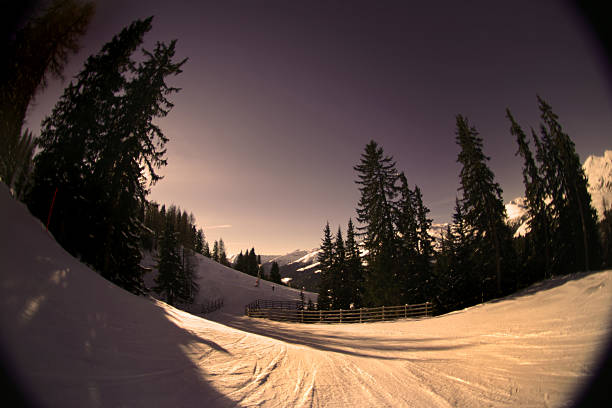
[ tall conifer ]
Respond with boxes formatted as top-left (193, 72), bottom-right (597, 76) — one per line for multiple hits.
top-left (354, 141), bottom-right (399, 306)
top-left (507, 109), bottom-right (552, 281)
top-left (333, 227), bottom-right (347, 309)
top-left (455, 115), bottom-right (513, 297)
top-left (536, 96), bottom-right (600, 272)
top-left (345, 218), bottom-right (363, 308)
top-left (317, 222), bottom-right (335, 309)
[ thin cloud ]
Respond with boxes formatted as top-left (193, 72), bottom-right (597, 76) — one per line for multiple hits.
top-left (206, 224), bottom-right (232, 229)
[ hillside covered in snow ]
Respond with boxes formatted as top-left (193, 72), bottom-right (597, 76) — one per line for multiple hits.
top-left (1, 183), bottom-right (611, 407)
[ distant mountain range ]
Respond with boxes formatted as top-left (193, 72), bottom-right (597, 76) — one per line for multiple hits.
top-left (256, 150), bottom-right (612, 293)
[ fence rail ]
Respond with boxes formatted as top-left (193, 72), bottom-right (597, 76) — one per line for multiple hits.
top-left (174, 298), bottom-right (224, 315)
top-left (245, 301), bottom-right (432, 323)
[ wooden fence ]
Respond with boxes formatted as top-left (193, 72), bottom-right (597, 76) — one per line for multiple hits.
top-left (244, 301), bottom-right (432, 324)
top-left (174, 298), bottom-right (224, 315)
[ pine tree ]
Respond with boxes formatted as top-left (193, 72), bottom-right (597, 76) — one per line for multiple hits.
top-left (202, 241), bottom-right (211, 258)
top-left (218, 238), bottom-right (228, 266)
top-left (154, 218), bottom-right (183, 306)
top-left (455, 114), bottom-right (514, 298)
top-left (234, 251), bottom-right (245, 272)
top-left (394, 172), bottom-right (419, 303)
top-left (413, 185), bottom-right (434, 302)
top-left (317, 222), bottom-right (335, 309)
top-left (27, 17), bottom-right (185, 295)
top-left (194, 228), bottom-right (205, 254)
top-left (180, 246), bottom-right (199, 303)
top-left (507, 109), bottom-right (552, 282)
top-left (212, 240), bottom-right (219, 262)
top-left (269, 261), bottom-right (282, 284)
top-left (258, 264), bottom-right (267, 281)
top-left (354, 140), bottom-right (400, 306)
top-left (1, 0), bottom-right (94, 192)
top-left (333, 227), bottom-right (347, 309)
top-left (345, 218), bottom-right (364, 308)
top-left (536, 96), bottom-right (600, 273)
top-left (247, 248), bottom-right (258, 276)
top-left (434, 197), bottom-right (479, 311)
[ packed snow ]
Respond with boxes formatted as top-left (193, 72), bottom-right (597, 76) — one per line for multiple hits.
top-left (1, 183), bottom-right (611, 407)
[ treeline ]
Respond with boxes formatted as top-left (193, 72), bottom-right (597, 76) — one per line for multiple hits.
top-left (233, 249), bottom-right (282, 284)
top-left (141, 202), bottom-right (209, 257)
top-left (317, 220), bottom-right (364, 309)
top-left (319, 96), bottom-right (611, 313)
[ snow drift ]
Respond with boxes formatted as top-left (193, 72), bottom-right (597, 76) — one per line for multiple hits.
top-left (1, 183), bottom-right (611, 407)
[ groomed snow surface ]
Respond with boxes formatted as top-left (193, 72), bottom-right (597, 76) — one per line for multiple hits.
top-left (1, 183), bottom-right (611, 407)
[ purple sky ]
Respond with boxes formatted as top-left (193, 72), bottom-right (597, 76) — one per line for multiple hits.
top-left (25, 1), bottom-right (612, 255)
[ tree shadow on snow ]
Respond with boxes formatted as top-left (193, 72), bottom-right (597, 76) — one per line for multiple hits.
top-left (0, 234), bottom-right (237, 408)
top-left (218, 315), bottom-right (474, 361)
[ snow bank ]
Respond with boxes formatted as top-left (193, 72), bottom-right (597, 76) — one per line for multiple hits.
top-left (1, 183), bottom-right (611, 407)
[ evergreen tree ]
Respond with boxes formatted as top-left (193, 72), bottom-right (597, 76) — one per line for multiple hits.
top-left (317, 222), bottom-right (335, 309)
top-left (455, 114), bottom-right (514, 298)
top-left (194, 228), bottom-right (205, 254)
top-left (154, 218), bottom-right (183, 306)
top-left (507, 109), bottom-right (552, 282)
top-left (27, 17), bottom-right (185, 295)
top-left (345, 218), bottom-right (364, 308)
top-left (536, 96), bottom-right (600, 273)
top-left (180, 246), bottom-right (199, 303)
top-left (218, 238), bottom-right (228, 266)
top-left (247, 248), bottom-right (258, 276)
top-left (333, 227), bottom-right (347, 309)
top-left (212, 240), bottom-right (219, 262)
top-left (434, 198), bottom-right (479, 311)
top-left (394, 172), bottom-right (419, 303)
top-left (258, 264), bottom-right (267, 281)
top-left (1, 0), bottom-right (94, 192)
top-left (202, 241), bottom-right (211, 258)
top-left (234, 251), bottom-right (245, 272)
top-left (269, 261), bottom-right (282, 284)
top-left (354, 140), bottom-right (400, 306)
top-left (413, 185), bottom-right (434, 302)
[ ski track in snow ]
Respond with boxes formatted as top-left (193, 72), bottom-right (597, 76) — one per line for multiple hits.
top-left (1, 182), bottom-right (611, 407)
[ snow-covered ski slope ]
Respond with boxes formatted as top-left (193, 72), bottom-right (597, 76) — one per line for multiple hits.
top-left (141, 252), bottom-right (318, 316)
top-left (1, 183), bottom-right (611, 407)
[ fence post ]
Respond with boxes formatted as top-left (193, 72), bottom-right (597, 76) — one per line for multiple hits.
top-left (426, 302), bottom-right (430, 317)
top-left (404, 304), bottom-right (407, 318)
top-left (301, 309), bottom-right (304, 323)
top-left (319, 309), bottom-right (322, 322)
top-left (382, 305), bottom-right (385, 321)
top-left (360, 308), bottom-right (362, 323)
top-left (340, 309), bottom-right (342, 323)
